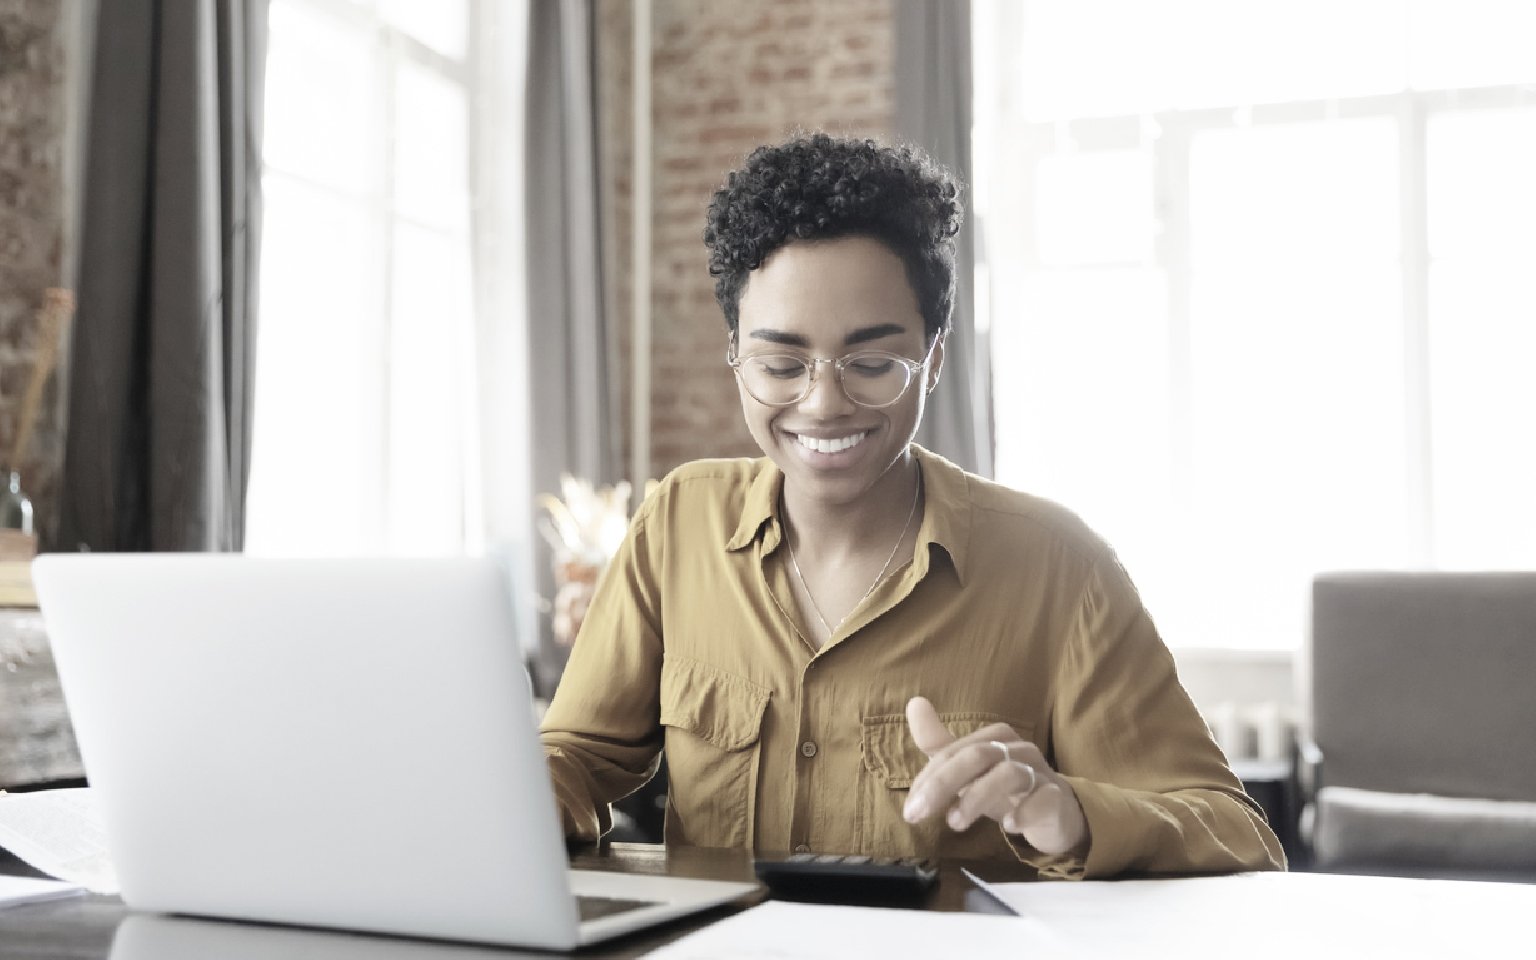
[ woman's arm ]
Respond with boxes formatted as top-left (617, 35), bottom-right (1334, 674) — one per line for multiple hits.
top-left (903, 551), bottom-right (1285, 877)
top-left (539, 513), bottom-right (666, 842)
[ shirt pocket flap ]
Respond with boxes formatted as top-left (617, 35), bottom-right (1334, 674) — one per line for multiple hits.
top-left (659, 656), bottom-right (770, 752)
top-left (861, 712), bottom-right (1034, 789)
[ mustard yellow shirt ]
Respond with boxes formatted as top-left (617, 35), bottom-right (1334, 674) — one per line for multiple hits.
top-left (540, 446), bottom-right (1285, 878)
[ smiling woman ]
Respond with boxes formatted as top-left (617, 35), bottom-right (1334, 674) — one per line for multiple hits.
top-left (731, 236), bottom-right (937, 515)
top-left (536, 133), bottom-right (1284, 877)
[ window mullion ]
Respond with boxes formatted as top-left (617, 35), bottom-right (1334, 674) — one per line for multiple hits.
top-left (1399, 92), bottom-right (1433, 564)
top-left (1157, 114), bottom-right (1194, 526)
top-left (460, 0), bottom-right (485, 553)
top-left (380, 21), bottom-right (399, 551)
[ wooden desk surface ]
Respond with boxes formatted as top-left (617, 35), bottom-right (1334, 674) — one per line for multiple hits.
top-left (0, 843), bottom-right (1031, 960)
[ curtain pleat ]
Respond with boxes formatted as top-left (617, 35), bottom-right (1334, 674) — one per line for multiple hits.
top-left (524, 0), bottom-right (618, 689)
top-left (894, 0), bottom-right (994, 477)
top-left (57, 0), bottom-right (265, 552)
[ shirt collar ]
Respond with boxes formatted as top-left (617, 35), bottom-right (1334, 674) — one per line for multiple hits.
top-left (725, 458), bottom-right (784, 553)
top-left (911, 445), bottom-right (972, 585)
top-left (724, 445), bottom-right (973, 585)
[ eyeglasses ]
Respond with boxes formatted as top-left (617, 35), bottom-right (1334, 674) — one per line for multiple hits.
top-left (727, 338), bottom-right (936, 408)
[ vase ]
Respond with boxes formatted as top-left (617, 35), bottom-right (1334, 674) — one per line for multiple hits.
top-left (0, 471), bottom-right (32, 536)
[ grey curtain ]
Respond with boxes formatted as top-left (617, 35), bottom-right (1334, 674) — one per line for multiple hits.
top-left (57, 0), bottom-right (266, 552)
top-left (524, 0), bottom-right (619, 690)
top-left (895, 0), bottom-right (994, 477)
top-left (526, 0), bottom-right (619, 491)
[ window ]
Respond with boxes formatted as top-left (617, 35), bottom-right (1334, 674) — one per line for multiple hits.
top-left (973, 1), bottom-right (1536, 649)
top-left (248, 0), bottom-right (481, 557)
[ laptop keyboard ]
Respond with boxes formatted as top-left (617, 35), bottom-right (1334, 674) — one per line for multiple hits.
top-left (577, 894), bottom-right (661, 922)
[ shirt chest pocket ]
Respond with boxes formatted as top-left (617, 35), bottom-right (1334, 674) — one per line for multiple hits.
top-left (859, 711), bottom-right (1034, 858)
top-left (659, 656), bottom-right (769, 849)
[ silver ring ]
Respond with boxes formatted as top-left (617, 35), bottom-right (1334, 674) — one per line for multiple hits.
top-left (1014, 762), bottom-right (1038, 798)
top-left (992, 741), bottom-right (1036, 800)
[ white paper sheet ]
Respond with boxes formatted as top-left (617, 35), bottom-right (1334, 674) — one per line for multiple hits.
top-left (0, 788), bottom-right (119, 893)
top-left (971, 871), bottom-right (1536, 959)
top-left (643, 900), bottom-right (1065, 959)
top-left (0, 874), bottom-right (85, 909)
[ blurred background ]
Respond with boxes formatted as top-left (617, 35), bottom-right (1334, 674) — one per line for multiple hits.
top-left (2, 1), bottom-right (1533, 814)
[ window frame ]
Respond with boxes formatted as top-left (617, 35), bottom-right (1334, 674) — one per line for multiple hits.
top-left (976, 75), bottom-right (1536, 649)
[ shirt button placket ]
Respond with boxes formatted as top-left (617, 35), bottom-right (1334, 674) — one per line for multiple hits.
top-left (792, 668), bottom-right (818, 854)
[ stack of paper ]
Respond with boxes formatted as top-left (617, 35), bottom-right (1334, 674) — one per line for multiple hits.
top-left (0, 788), bottom-right (118, 893)
top-left (0, 874), bottom-right (83, 909)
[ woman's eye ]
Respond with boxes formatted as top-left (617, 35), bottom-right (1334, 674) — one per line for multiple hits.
top-left (758, 360), bottom-right (806, 379)
top-left (847, 357), bottom-right (896, 377)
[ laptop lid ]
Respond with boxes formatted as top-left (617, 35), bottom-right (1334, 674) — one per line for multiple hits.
top-left (33, 554), bottom-right (748, 950)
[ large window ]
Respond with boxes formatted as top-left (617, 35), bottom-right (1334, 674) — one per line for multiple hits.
top-left (249, 0), bottom-right (481, 557)
top-left (973, 1), bottom-right (1536, 649)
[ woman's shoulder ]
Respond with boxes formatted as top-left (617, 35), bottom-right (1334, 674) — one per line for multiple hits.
top-left (647, 457), bottom-right (766, 499)
top-left (926, 454), bottom-right (1115, 566)
top-left (634, 456), bottom-right (772, 527)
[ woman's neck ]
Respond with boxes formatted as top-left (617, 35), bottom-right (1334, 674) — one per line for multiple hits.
top-left (781, 451), bottom-right (922, 562)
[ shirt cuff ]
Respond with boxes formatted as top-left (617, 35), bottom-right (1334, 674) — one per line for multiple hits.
top-left (1003, 775), bottom-right (1156, 879)
top-left (999, 777), bottom-right (1106, 879)
top-left (545, 747), bottom-right (611, 842)
top-left (1003, 831), bottom-right (1089, 879)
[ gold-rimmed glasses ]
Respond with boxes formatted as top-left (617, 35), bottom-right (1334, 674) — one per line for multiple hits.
top-left (727, 337), bottom-right (936, 408)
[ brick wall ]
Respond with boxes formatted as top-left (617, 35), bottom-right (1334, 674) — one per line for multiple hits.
top-left (1, 1), bottom-right (894, 542)
top-left (0, 0), bottom-right (72, 546)
top-left (598, 0), bottom-right (896, 481)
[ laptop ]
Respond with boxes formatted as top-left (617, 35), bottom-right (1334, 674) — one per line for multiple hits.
top-left (111, 911), bottom-right (548, 960)
top-left (32, 554), bottom-right (758, 950)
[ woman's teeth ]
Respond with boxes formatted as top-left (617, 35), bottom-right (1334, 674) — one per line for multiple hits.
top-left (797, 432), bottom-right (868, 454)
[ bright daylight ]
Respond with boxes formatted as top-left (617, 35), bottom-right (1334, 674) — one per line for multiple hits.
top-left (2, 1), bottom-right (1534, 954)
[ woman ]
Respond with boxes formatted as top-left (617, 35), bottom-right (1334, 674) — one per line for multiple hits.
top-left (540, 133), bottom-right (1283, 878)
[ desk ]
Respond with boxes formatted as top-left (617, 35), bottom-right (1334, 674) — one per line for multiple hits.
top-left (4, 844), bottom-right (1533, 958)
top-left (0, 843), bottom-right (1026, 960)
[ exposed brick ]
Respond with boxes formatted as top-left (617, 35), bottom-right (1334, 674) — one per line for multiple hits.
top-left (0, 0), bottom-right (70, 544)
top-left (597, 0), bottom-right (894, 480)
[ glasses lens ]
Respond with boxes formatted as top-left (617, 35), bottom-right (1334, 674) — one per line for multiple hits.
top-left (739, 355), bottom-right (810, 405)
top-left (839, 352), bottom-right (914, 406)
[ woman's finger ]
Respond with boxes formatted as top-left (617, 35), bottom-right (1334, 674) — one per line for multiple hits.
top-left (906, 721), bottom-right (1020, 798)
top-left (905, 738), bottom-right (1021, 823)
top-left (943, 754), bottom-right (1038, 831)
top-left (904, 696), bottom-right (954, 756)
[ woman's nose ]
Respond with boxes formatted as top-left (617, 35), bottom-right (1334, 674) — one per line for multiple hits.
top-left (797, 359), bottom-right (856, 416)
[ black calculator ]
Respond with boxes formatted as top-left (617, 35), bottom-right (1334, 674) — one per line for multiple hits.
top-left (753, 853), bottom-right (938, 903)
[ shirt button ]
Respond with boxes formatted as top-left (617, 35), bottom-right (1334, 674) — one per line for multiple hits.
top-left (800, 741), bottom-right (818, 758)
top-left (795, 844), bottom-right (810, 854)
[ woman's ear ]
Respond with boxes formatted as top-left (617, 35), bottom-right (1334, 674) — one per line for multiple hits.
top-left (925, 333), bottom-right (946, 395)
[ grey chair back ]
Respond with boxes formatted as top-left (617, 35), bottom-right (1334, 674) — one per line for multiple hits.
top-left (1311, 572), bottom-right (1536, 803)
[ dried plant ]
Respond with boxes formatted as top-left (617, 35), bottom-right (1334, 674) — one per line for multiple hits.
top-left (8, 288), bottom-right (74, 473)
top-left (538, 474), bottom-right (656, 645)
top-left (537, 474), bottom-right (634, 565)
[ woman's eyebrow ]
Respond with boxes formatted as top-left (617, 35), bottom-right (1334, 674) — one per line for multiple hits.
top-left (745, 322), bottom-right (908, 349)
top-left (747, 329), bottom-right (810, 347)
top-left (844, 323), bottom-right (907, 346)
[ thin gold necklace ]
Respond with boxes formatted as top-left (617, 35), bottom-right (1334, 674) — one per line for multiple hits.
top-left (784, 470), bottom-right (922, 638)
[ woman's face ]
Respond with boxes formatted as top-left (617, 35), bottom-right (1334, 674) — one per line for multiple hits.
top-left (733, 235), bottom-right (943, 506)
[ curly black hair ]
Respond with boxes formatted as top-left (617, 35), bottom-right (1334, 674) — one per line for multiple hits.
top-left (703, 133), bottom-right (963, 344)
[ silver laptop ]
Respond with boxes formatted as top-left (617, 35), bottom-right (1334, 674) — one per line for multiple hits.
top-left (111, 911), bottom-right (553, 960)
top-left (32, 554), bottom-right (756, 950)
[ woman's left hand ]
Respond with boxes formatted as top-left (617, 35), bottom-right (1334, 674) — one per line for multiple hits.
top-left (902, 696), bottom-right (1089, 857)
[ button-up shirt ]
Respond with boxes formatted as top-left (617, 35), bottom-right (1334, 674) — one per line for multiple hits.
top-left (540, 446), bottom-right (1284, 878)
